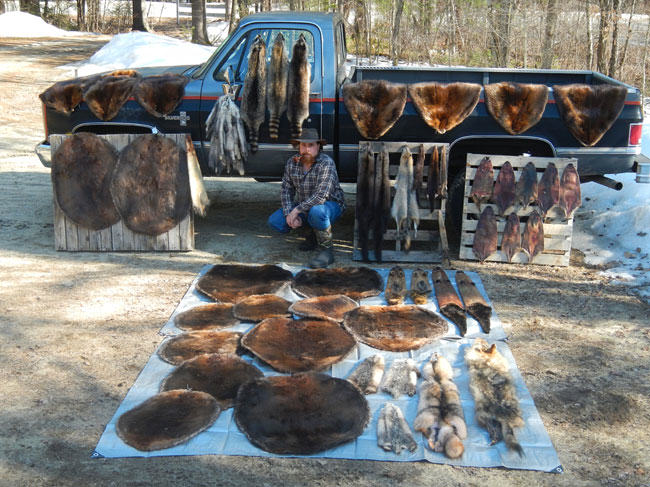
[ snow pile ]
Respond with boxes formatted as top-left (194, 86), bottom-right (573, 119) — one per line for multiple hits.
top-left (0, 11), bottom-right (80, 37)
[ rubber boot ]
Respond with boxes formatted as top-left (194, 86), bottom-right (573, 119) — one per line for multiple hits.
top-left (298, 228), bottom-right (317, 251)
top-left (308, 226), bottom-right (334, 268)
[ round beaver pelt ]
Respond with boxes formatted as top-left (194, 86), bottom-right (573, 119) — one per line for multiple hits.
top-left (161, 353), bottom-right (263, 409)
top-left (173, 303), bottom-right (238, 331)
top-left (291, 267), bottom-right (383, 300)
top-left (111, 134), bottom-right (190, 235)
top-left (51, 133), bottom-right (120, 230)
top-left (288, 294), bottom-right (359, 322)
top-left (116, 389), bottom-right (220, 451)
top-left (196, 264), bottom-right (293, 303)
top-left (232, 294), bottom-right (291, 322)
top-left (157, 331), bottom-right (242, 365)
top-left (234, 373), bottom-right (370, 455)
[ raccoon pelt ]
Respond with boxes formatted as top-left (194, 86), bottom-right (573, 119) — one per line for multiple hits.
top-left (287, 33), bottom-right (311, 139)
top-left (205, 94), bottom-right (248, 175)
top-left (240, 35), bottom-right (267, 153)
top-left (484, 82), bottom-right (548, 135)
top-left (267, 33), bottom-right (288, 140)
top-left (465, 339), bottom-right (524, 456)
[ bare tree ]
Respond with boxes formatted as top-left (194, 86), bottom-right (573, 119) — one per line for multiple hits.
top-left (132, 0), bottom-right (147, 31)
top-left (391, 0), bottom-right (405, 65)
top-left (607, 0), bottom-right (620, 76)
top-left (618, 0), bottom-right (636, 72)
top-left (488, 0), bottom-right (517, 66)
top-left (192, 0), bottom-right (211, 45)
top-left (19, 0), bottom-right (40, 16)
top-left (585, 0), bottom-right (593, 69)
top-left (541, 0), bottom-right (558, 68)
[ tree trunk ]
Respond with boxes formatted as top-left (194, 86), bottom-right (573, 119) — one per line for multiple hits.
top-left (596, 0), bottom-right (612, 73)
top-left (391, 0), bottom-right (405, 65)
top-left (607, 0), bottom-right (620, 77)
top-left (488, 0), bottom-right (515, 66)
top-left (585, 0), bottom-right (593, 69)
top-left (132, 0), bottom-right (147, 31)
top-left (192, 0), bottom-right (211, 45)
top-left (87, 0), bottom-right (99, 31)
top-left (541, 0), bottom-right (558, 68)
top-left (642, 15), bottom-right (650, 96)
top-left (20, 0), bottom-right (40, 16)
top-left (618, 0), bottom-right (636, 73)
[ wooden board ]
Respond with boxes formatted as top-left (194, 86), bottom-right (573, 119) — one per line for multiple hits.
top-left (459, 154), bottom-right (577, 266)
top-left (51, 133), bottom-right (194, 252)
top-left (352, 141), bottom-right (449, 264)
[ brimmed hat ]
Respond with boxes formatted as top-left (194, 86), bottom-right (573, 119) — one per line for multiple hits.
top-left (290, 128), bottom-right (326, 147)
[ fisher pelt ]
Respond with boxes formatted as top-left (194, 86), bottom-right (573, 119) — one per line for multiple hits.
top-left (342, 79), bottom-right (407, 140)
top-left (116, 389), bottom-right (220, 451)
top-left (234, 373), bottom-right (370, 455)
top-left (51, 133), bottom-right (120, 230)
top-left (232, 294), bottom-right (291, 322)
top-left (288, 294), bottom-right (359, 322)
top-left (292, 267), bottom-right (383, 300)
top-left (173, 303), bottom-right (238, 331)
top-left (110, 134), bottom-right (190, 236)
top-left (267, 32), bottom-right (289, 140)
top-left (484, 82), bottom-right (548, 135)
top-left (552, 84), bottom-right (627, 146)
top-left (342, 305), bottom-right (448, 352)
top-left (160, 353), bottom-right (263, 409)
top-left (157, 330), bottom-right (242, 365)
top-left (134, 73), bottom-right (189, 117)
top-left (241, 316), bottom-right (356, 373)
top-left (82, 72), bottom-right (140, 121)
top-left (286, 33), bottom-right (311, 139)
top-left (240, 35), bottom-right (267, 152)
top-left (408, 82), bottom-right (481, 134)
top-left (196, 264), bottom-right (293, 303)
top-left (39, 79), bottom-right (83, 114)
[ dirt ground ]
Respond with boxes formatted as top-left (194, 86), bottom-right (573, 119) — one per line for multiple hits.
top-left (1, 36), bottom-right (649, 487)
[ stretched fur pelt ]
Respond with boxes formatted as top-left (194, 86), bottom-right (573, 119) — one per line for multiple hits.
top-left (205, 94), bottom-right (248, 175)
top-left (287, 33), bottom-right (311, 139)
top-left (240, 35), bottom-right (267, 153)
top-left (134, 73), bottom-right (189, 117)
top-left (356, 147), bottom-right (372, 262)
top-left (267, 33), bottom-right (289, 140)
top-left (39, 79), bottom-right (84, 114)
top-left (342, 80), bottom-right (407, 140)
top-left (484, 82), bottom-right (548, 135)
top-left (82, 72), bottom-right (140, 121)
top-left (552, 83), bottom-right (627, 146)
top-left (185, 134), bottom-right (210, 217)
top-left (408, 82), bottom-right (481, 134)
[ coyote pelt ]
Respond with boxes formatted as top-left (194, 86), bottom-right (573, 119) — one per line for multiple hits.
top-left (465, 339), bottom-right (524, 455)
top-left (287, 33), bottom-right (311, 139)
top-left (240, 35), bottom-right (267, 153)
top-left (267, 33), bottom-right (288, 139)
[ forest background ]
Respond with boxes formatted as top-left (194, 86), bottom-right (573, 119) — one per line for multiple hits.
top-left (3, 0), bottom-right (650, 97)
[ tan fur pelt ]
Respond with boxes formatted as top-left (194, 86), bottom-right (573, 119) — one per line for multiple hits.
top-left (267, 33), bottom-right (288, 140)
top-left (240, 35), bottom-right (267, 152)
top-left (408, 82), bottom-right (481, 134)
top-left (134, 73), bottom-right (189, 118)
top-left (484, 82), bottom-right (548, 135)
top-left (342, 79), bottom-right (407, 140)
top-left (292, 267), bottom-right (383, 300)
top-left (196, 264), bottom-right (293, 303)
top-left (552, 83), bottom-right (627, 146)
top-left (286, 33), bottom-right (311, 139)
top-left (82, 73), bottom-right (140, 121)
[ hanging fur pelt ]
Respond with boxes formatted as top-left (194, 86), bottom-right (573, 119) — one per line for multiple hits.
top-left (205, 94), bottom-right (248, 175)
top-left (240, 35), bottom-right (267, 153)
top-left (287, 33), bottom-right (311, 139)
top-left (391, 147), bottom-right (419, 252)
top-left (356, 147), bottom-right (373, 262)
top-left (267, 33), bottom-right (289, 140)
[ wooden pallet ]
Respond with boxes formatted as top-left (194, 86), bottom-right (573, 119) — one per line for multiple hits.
top-left (50, 133), bottom-right (194, 252)
top-left (459, 154), bottom-right (577, 266)
top-left (352, 141), bottom-right (450, 263)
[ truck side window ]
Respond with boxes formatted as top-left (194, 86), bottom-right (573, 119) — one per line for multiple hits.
top-left (214, 34), bottom-right (248, 82)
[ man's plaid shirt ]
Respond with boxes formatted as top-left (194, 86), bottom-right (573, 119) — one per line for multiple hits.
top-left (280, 152), bottom-right (346, 216)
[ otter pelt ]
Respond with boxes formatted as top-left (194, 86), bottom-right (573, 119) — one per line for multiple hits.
top-left (116, 389), bottom-right (220, 451)
top-left (134, 73), bottom-right (189, 117)
top-left (51, 133), bottom-right (120, 230)
top-left (196, 264), bottom-right (293, 304)
top-left (157, 330), bottom-right (242, 365)
top-left (82, 74), bottom-right (140, 121)
top-left (292, 267), bottom-right (383, 300)
top-left (286, 33), bottom-right (311, 139)
top-left (553, 84), bottom-right (627, 146)
top-left (240, 35), bottom-right (267, 152)
top-left (288, 294), bottom-right (359, 322)
top-left (342, 305), bottom-right (448, 352)
top-left (240, 317), bottom-right (356, 373)
top-left (39, 79), bottom-right (84, 114)
top-left (472, 206), bottom-right (498, 263)
top-left (231, 294), bottom-right (291, 322)
top-left (173, 303), bottom-right (238, 331)
top-left (234, 373), bottom-right (370, 455)
top-left (484, 82), bottom-right (548, 135)
top-left (110, 134), bottom-right (190, 236)
top-left (455, 271), bottom-right (492, 334)
top-left (431, 267), bottom-right (467, 336)
top-left (267, 32), bottom-right (289, 140)
top-left (160, 353), bottom-right (263, 409)
top-left (408, 82), bottom-right (481, 134)
top-left (342, 79), bottom-right (407, 140)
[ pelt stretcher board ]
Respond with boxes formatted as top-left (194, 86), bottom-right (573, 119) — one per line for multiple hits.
top-left (93, 265), bottom-right (561, 472)
top-left (459, 154), bottom-right (577, 266)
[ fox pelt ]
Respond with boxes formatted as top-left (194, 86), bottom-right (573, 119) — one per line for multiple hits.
top-left (465, 339), bottom-right (524, 455)
top-left (240, 35), bottom-right (267, 153)
top-left (134, 73), bottom-right (189, 118)
top-left (484, 82), bottom-right (548, 135)
top-left (286, 33), bottom-right (311, 139)
top-left (408, 82), bottom-right (481, 134)
top-left (342, 79), bottom-right (407, 140)
top-left (267, 33), bottom-right (289, 140)
top-left (391, 146), bottom-right (419, 251)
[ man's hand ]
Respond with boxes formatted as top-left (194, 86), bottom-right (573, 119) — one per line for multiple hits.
top-left (286, 207), bottom-right (303, 229)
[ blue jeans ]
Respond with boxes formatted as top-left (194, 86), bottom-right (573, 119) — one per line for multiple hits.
top-left (268, 201), bottom-right (343, 233)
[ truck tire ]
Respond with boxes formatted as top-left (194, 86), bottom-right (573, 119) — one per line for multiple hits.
top-left (445, 171), bottom-right (466, 248)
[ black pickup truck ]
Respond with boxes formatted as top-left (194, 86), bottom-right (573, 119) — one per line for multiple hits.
top-left (38, 11), bottom-right (647, 228)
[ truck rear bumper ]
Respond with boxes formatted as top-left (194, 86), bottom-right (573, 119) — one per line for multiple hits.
top-left (556, 146), bottom-right (640, 176)
top-left (35, 141), bottom-right (51, 168)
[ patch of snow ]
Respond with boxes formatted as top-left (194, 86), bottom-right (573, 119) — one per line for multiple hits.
top-left (0, 11), bottom-right (84, 37)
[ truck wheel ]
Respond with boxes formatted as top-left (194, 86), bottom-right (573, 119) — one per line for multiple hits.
top-left (445, 171), bottom-right (466, 248)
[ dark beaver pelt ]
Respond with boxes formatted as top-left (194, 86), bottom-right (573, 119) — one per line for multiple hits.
top-left (173, 303), bottom-right (238, 331)
top-left (553, 83), bottom-right (627, 146)
top-left (51, 133), bottom-right (120, 230)
top-left (110, 134), bottom-right (190, 236)
top-left (241, 316), bottom-right (356, 373)
top-left (116, 389), bottom-right (220, 451)
top-left (408, 81), bottom-right (481, 134)
top-left (234, 373), bottom-right (370, 455)
top-left (484, 82), bottom-right (548, 135)
top-left (342, 305), bottom-right (448, 352)
top-left (232, 294), bottom-right (291, 322)
top-left (39, 79), bottom-right (84, 114)
top-left (292, 267), bottom-right (383, 300)
top-left (196, 264), bottom-right (293, 303)
top-left (82, 73), bottom-right (139, 121)
top-left (160, 353), bottom-right (263, 409)
top-left (134, 73), bottom-right (189, 117)
top-left (157, 330), bottom-right (242, 365)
